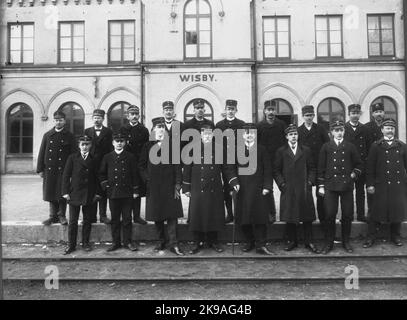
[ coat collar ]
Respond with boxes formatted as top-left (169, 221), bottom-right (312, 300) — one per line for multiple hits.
top-left (284, 144), bottom-right (304, 161)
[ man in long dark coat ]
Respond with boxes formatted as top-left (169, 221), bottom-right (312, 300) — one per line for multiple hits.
top-left (99, 133), bottom-right (140, 252)
top-left (62, 136), bottom-right (102, 254)
top-left (162, 100), bottom-right (184, 144)
top-left (274, 124), bottom-right (320, 254)
top-left (235, 123), bottom-right (273, 255)
top-left (37, 110), bottom-right (75, 226)
top-left (256, 99), bottom-right (287, 223)
top-left (119, 105), bottom-right (149, 225)
top-left (364, 118), bottom-right (406, 248)
top-left (344, 104), bottom-right (369, 222)
top-left (139, 117), bottom-right (184, 256)
top-left (317, 120), bottom-right (363, 254)
top-left (84, 109), bottom-right (113, 224)
top-left (182, 125), bottom-right (239, 254)
top-left (364, 102), bottom-right (385, 218)
top-left (215, 99), bottom-right (245, 224)
top-left (298, 105), bottom-right (330, 225)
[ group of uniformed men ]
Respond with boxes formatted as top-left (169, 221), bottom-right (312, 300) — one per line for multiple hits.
top-left (36, 98), bottom-right (406, 256)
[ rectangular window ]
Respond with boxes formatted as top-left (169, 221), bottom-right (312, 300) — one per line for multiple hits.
top-left (8, 23), bottom-right (34, 64)
top-left (108, 20), bottom-right (135, 63)
top-left (263, 16), bottom-right (291, 59)
top-left (315, 15), bottom-right (343, 58)
top-left (367, 14), bottom-right (395, 57)
top-left (59, 22), bottom-right (85, 64)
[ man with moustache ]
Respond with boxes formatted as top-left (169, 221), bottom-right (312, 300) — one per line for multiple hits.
top-left (183, 125), bottom-right (239, 254)
top-left (364, 118), bottom-right (406, 248)
top-left (119, 105), bottom-right (149, 225)
top-left (139, 117), bottom-right (184, 256)
top-left (344, 104), bottom-right (369, 222)
top-left (37, 110), bottom-right (75, 226)
top-left (84, 109), bottom-right (113, 224)
top-left (256, 99), bottom-right (287, 223)
top-left (215, 99), bottom-right (246, 224)
top-left (298, 105), bottom-right (330, 227)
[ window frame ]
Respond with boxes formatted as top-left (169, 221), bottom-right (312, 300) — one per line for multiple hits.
top-left (7, 103), bottom-right (34, 155)
top-left (314, 15), bottom-right (344, 59)
top-left (183, 0), bottom-right (213, 60)
top-left (108, 20), bottom-right (136, 64)
top-left (58, 102), bottom-right (85, 140)
top-left (370, 96), bottom-right (398, 123)
top-left (58, 21), bottom-right (85, 65)
top-left (367, 14), bottom-right (396, 58)
top-left (107, 101), bottom-right (131, 133)
top-left (7, 22), bottom-right (35, 65)
top-left (317, 98), bottom-right (346, 131)
top-left (262, 16), bottom-right (291, 60)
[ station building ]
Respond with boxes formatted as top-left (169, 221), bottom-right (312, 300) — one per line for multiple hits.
top-left (0, 0), bottom-right (405, 173)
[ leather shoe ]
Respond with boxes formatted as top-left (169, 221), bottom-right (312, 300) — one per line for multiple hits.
top-left (305, 243), bottom-right (320, 254)
top-left (321, 243), bottom-right (334, 255)
top-left (58, 215), bottom-right (68, 225)
top-left (133, 216), bottom-right (147, 225)
top-left (64, 247), bottom-right (76, 255)
top-left (107, 244), bottom-right (122, 252)
top-left (82, 243), bottom-right (92, 252)
top-left (100, 216), bottom-right (111, 224)
top-left (242, 242), bottom-right (255, 252)
top-left (225, 215), bottom-right (234, 224)
top-left (209, 243), bottom-right (224, 253)
top-left (342, 241), bottom-right (354, 253)
top-left (189, 242), bottom-right (204, 254)
top-left (256, 246), bottom-right (273, 255)
top-left (284, 241), bottom-right (298, 251)
top-left (170, 246), bottom-right (185, 256)
top-left (391, 237), bottom-right (403, 247)
top-left (357, 215), bottom-right (367, 222)
top-left (154, 242), bottom-right (166, 251)
top-left (125, 243), bottom-right (138, 251)
top-left (42, 217), bottom-right (58, 226)
top-left (363, 239), bottom-right (375, 248)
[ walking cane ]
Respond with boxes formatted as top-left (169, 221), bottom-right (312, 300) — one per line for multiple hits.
top-left (231, 189), bottom-right (237, 255)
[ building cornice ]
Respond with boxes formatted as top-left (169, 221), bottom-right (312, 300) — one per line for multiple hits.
top-left (5, 0), bottom-right (137, 7)
top-left (0, 64), bottom-right (142, 73)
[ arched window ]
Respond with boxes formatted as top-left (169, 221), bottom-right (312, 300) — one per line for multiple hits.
top-left (184, 0), bottom-right (212, 59)
top-left (273, 98), bottom-right (293, 115)
top-left (107, 101), bottom-right (131, 133)
top-left (371, 96), bottom-right (398, 123)
top-left (7, 103), bottom-right (33, 154)
top-left (317, 98), bottom-right (345, 131)
top-left (59, 102), bottom-right (85, 140)
top-left (184, 98), bottom-right (214, 122)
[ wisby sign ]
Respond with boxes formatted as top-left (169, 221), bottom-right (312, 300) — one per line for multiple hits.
top-left (179, 74), bottom-right (215, 82)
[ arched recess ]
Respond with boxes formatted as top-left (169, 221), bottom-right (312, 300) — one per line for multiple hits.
top-left (359, 82), bottom-right (405, 139)
top-left (260, 83), bottom-right (305, 119)
top-left (306, 82), bottom-right (355, 122)
top-left (46, 88), bottom-right (94, 129)
top-left (173, 83), bottom-right (223, 124)
top-left (0, 89), bottom-right (45, 172)
top-left (98, 87), bottom-right (141, 125)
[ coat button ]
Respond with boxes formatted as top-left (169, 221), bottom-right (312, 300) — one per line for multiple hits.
top-left (116, 183), bottom-right (118, 186)
top-left (397, 161), bottom-right (400, 163)
top-left (50, 141), bottom-right (53, 144)
top-left (334, 175), bottom-right (337, 177)
top-left (334, 167), bottom-right (337, 170)
top-left (49, 150), bottom-right (52, 152)
top-left (201, 167), bottom-right (204, 169)
top-left (387, 161), bottom-right (390, 163)
top-left (397, 181), bottom-right (401, 184)
top-left (49, 158), bottom-right (51, 160)
top-left (388, 181), bottom-right (391, 184)
top-left (334, 159), bottom-right (337, 162)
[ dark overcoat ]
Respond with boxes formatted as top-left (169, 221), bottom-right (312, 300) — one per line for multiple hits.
top-left (138, 141), bottom-right (183, 221)
top-left (298, 122), bottom-right (330, 168)
top-left (84, 126), bottom-right (113, 164)
top-left (366, 139), bottom-right (407, 223)
top-left (182, 142), bottom-right (238, 232)
top-left (119, 123), bottom-right (149, 197)
top-left (365, 121), bottom-right (383, 151)
top-left (256, 118), bottom-right (287, 162)
top-left (235, 144), bottom-right (272, 225)
top-left (274, 144), bottom-right (316, 223)
top-left (36, 127), bottom-right (76, 201)
top-left (62, 153), bottom-right (101, 206)
top-left (317, 141), bottom-right (363, 191)
top-left (344, 122), bottom-right (370, 163)
top-left (99, 150), bottom-right (140, 199)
